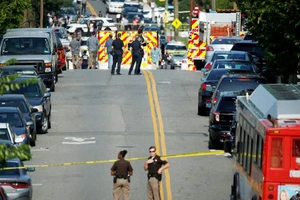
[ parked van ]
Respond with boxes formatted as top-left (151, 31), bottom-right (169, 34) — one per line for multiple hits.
top-left (0, 31), bottom-right (57, 91)
top-left (6, 28), bottom-right (59, 84)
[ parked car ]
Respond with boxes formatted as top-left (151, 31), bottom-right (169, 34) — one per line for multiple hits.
top-left (4, 76), bottom-right (52, 134)
top-left (0, 123), bottom-right (18, 147)
top-left (208, 91), bottom-right (238, 149)
top-left (197, 69), bottom-right (254, 116)
top-left (0, 158), bottom-right (35, 200)
top-left (205, 36), bottom-right (242, 61)
top-left (203, 50), bottom-right (256, 70)
top-left (0, 95), bottom-right (39, 146)
top-left (210, 73), bottom-right (267, 106)
top-left (0, 107), bottom-right (32, 146)
top-left (170, 54), bottom-right (186, 70)
top-left (0, 66), bottom-right (39, 77)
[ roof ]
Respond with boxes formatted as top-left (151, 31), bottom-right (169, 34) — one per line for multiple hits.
top-left (0, 94), bottom-right (26, 100)
top-left (0, 107), bottom-right (20, 113)
top-left (234, 40), bottom-right (258, 44)
top-left (249, 84), bottom-right (300, 119)
top-left (4, 31), bottom-right (49, 38)
top-left (0, 123), bottom-right (8, 129)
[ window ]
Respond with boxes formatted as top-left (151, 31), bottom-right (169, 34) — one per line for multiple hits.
top-left (247, 138), bottom-right (253, 175)
top-left (258, 137), bottom-right (263, 169)
top-left (242, 130), bottom-right (247, 168)
top-left (270, 138), bottom-right (282, 168)
top-left (292, 139), bottom-right (300, 157)
top-left (0, 128), bottom-right (9, 141)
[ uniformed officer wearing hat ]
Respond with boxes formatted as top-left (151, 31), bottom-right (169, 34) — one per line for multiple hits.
top-left (111, 150), bottom-right (133, 200)
top-left (128, 35), bottom-right (142, 75)
top-left (144, 146), bottom-right (170, 200)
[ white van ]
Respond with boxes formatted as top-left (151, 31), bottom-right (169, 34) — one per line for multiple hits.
top-left (106, 0), bottom-right (125, 14)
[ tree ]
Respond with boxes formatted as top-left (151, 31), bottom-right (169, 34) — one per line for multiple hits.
top-left (236, 0), bottom-right (300, 83)
top-left (0, 0), bottom-right (31, 35)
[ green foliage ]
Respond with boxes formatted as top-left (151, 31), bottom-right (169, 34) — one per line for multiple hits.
top-left (0, 144), bottom-right (31, 164)
top-left (216, 0), bottom-right (233, 9)
top-left (236, 0), bottom-right (300, 83)
top-left (0, 0), bottom-right (31, 35)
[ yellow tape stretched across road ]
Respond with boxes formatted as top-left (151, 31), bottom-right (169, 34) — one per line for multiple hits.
top-left (1, 150), bottom-right (225, 170)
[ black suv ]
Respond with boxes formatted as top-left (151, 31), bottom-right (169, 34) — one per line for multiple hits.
top-left (210, 73), bottom-right (267, 106)
top-left (208, 92), bottom-right (238, 150)
top-left (4, 76), bottom-right (52, 134)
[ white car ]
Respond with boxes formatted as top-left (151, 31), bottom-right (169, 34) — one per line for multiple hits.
top-left (106, 0), bottom-right (125, 14)
top-left (66, 17), bottom-right (117, 33)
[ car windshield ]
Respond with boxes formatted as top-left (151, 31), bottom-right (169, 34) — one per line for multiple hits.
top-left (218, 78), bottom-right (266, 93)
top-left (1, 38), bottom-right (51, 55)
top-left (124, 4), bottom-right (141, 9)
top-left (218, 97), bottom-right (237, 111)
top-left (212, 38), bottom-right (240, 44)
top-left (60, 8), bottom-right (76, 15)
top-left (0, 113), bottom-right (23, 127)
top-left (212, 53), bottom-right (246, 61)
top-left (166, 45), bottom-right (187, 50)
top-left (0, 128), bottom-right (10, 141)
top-left (6, 83), bottom-right (41, 98)
top-left (0, 162), bottom-right (20, 176)
top-left (213, 61), bottom-right (253, 71)
top-left (0, 100), bottom-right (29, 113)
top-left (206, 70), bottom-right (229, 81)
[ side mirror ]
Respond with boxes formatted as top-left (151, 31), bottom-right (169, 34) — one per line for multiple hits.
top-left (44, 92), bottom-right (51, 98)
top-left (26, 120), bottom-right (34, 127)
top-left (206, 85), bottom-right (213, 92)
top-left (46, 88), bottom-right (51, 93)
top-left (31, 108), bottom-right (38, 113)
top-left (26, 167), bottom-right (35, 172)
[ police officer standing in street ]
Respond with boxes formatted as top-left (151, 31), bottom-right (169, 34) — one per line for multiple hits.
top-left (144, 146), bottom-right (170, 200)
top-left (135, 28), bottom-right (147, 75)
top-left (111, 150), bottom-right (133, 200)
top-left (111, 33), bottom-right (124, 75)
top-left (128, 35), bottom-right (142, 75)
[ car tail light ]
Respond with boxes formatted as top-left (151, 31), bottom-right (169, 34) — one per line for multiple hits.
top-left (238, 78), bottom-right (251, 81)
top-left (213, 97), bottom-right (218, 104)
top-left (214, 112), bottom-right (220, 122)
top-left (0, 182), bottom-right (29, 189)
top-left (201, 83), bottom-right (211, 90)
top-left (204, 62), bottom-right (212, 69)
top-left (205, 98), bottom-right (211, 102)
top-left (206, 46), bottom-right (214, 51)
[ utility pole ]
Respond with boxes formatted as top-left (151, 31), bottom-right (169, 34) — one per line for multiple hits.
top-left (189, 0), bottom-right (194, 30)
top-left (233, 0), bottom-right (237, 10)
top-left (40, 0), bottom-right (44, 28)
top-left (174, 0), bottom-right (179, 41)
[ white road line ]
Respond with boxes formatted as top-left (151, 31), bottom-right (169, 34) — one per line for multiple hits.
top-left (32, 183), bottom-right (43, 186)
top-left (31, 148), bottom-right (49, 152)
top-left (62, 141), bottom-right (96, 145)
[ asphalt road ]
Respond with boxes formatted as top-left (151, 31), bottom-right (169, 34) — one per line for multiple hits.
top-left (26, 69), bottom-right (233, 200)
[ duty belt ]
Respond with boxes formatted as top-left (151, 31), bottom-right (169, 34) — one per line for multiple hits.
top-left (116, 175), bottom-right (128, 179)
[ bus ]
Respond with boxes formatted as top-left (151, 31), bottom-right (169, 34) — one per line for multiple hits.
top-left (230, 84), bottom-right (300, 200)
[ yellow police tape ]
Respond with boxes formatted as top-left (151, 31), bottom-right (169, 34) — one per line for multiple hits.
top-left (1, 150), bottom-right (225, 170)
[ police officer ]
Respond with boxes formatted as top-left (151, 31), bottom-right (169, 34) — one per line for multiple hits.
top-left (128, 35), bottom-right (142, 75)
top-left (111, 150), bottom-right (133, 200)
top-left (135, 28), bottom-right (147, 75)
top-left (111, 33), bottom-right (124, 75)
top-left (144, 146), bottom-right (170, 200)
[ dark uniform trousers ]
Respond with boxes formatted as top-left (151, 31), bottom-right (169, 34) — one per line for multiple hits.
top-left (148, 177), bottom-right (161, 200)
top-left (113, 178), bottom-right (130, 200)
top-left (129, 52), bottom-right (142, 75)
top-left (111, 50), bottom-right (123, 74)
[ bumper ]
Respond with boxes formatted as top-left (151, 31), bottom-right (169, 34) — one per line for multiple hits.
top-left (209, 125), bottom-right (231, 140)
top-left (7, 189), bottom-right (31, 200)
top-left (198, 95), bottom-right (212, 109)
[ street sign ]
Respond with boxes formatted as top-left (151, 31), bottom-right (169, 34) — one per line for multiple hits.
top-left (172, 18), bottom-right (182, 29)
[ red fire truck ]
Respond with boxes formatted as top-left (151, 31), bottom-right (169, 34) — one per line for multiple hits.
top-left (231, 84), bottom-right (300, 200)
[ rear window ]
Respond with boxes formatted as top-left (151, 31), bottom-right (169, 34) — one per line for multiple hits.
top-left (206, 70), bottom-right (229, 81)
top-left (218, 96), bottom-right (236, 111)
top-left (0, 113), bottom-right (23, 127)
top-left (6, 83), bottom-right (41, 98)
top-left (232, 43), bottom-right (264, 56)
top-left (219, 78), bottom-right (266, 93)
top-left (0, 100), bottom-right (29, 113)
top-left (212, 38), bottom-right (240, 44)
top-left (165, 45), bottom-right (187, 50)
top-left (214, 61), bottom-right (254, 71)
top-left (212, 53), bottom-right (246, 61)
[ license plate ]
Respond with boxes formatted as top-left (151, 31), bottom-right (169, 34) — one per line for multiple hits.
top-left (206, 103), bottom-right (212, 108)
top-left (290, 170), bottom-right (300, 178)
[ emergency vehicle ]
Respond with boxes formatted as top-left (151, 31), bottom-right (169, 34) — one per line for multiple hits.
top-left (231, 84), bottom-right (300, 200)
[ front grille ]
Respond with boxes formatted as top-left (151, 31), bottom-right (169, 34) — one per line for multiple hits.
top-left (14, 60), bottom-right (44, 73)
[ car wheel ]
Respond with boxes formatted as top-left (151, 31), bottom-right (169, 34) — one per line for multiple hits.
top-left (208, 134), bottom-right (218, 149)
top-left (39, 115), bottom-right (49, 134)
top-left (50, 80), bottom-right (55, 92)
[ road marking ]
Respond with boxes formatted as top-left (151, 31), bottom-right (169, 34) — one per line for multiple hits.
top-left (87, 2), bottom-right (97, 16)
top-left (0, 150), bottom-right (225, 170)
top-left (31, 148), bottom-right (49, 152)
top-left (147, 71), bottom-right (172, 200)
top-left (144, 71), bottom-right (164, 199)
top-left (62, 137), bottom-right (96, 145)
top-left (32, 183), bottom-right (43, 186)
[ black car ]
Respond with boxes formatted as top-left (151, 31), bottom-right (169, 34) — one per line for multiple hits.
top-left (4, 76), bottom-right (51, 134)
top-left (198, 69), bottom-right (255, 116)
top-left (0, 95), bottom-right (39, 146)
top-left (0, 107), bottom-right (32, 146)
top-left (0, 65), bottom-right (39, 77)
top-left (208, 92), bottom-right (238, 150)
top-left (210, 73), bottom-right (267, 106)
